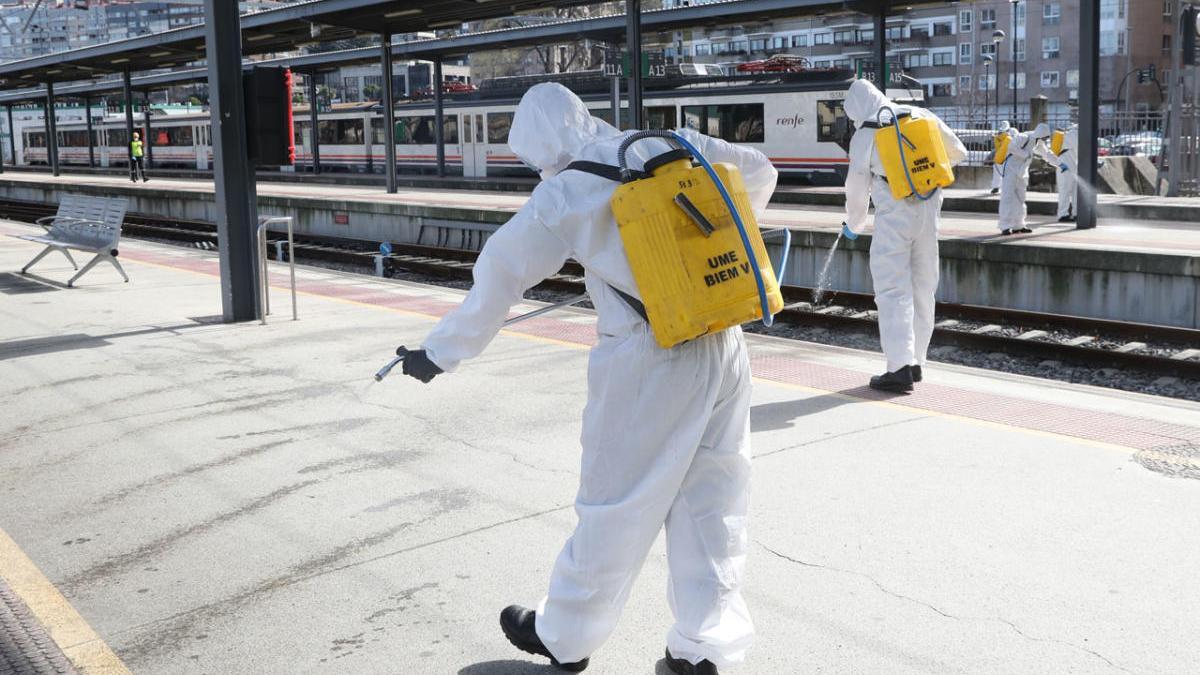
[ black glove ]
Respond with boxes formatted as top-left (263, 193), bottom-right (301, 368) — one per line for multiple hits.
top-left (401, 348), bottom-right (443, 384)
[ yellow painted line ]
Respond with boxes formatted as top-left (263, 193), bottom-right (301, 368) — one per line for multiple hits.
top-left (0, 527), bottom-right (132, 675)
top-left (109, 246), bottom-right (1148, 453)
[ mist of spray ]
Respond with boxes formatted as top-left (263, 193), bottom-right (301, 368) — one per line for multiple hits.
top-left (811, 230), bottom-right (844, 305)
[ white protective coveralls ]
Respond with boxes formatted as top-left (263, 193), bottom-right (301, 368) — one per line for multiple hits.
top-left (420, 83), bottom-right (778, 669)
top-left (997, 123), bottom-right (1053, 231)
top-left (1052, 125), bottom-right (1079, 219)
top-left (842, 79), bottom-right (968, 374)
top-left (990, 121), bottom-right (1013, 192)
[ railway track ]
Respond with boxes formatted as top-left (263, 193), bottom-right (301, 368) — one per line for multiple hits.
top-left (3, 197), bottom-right (1197, 380)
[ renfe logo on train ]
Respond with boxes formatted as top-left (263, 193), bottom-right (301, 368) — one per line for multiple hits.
top-left (704, 250), bottom-right (750, 287)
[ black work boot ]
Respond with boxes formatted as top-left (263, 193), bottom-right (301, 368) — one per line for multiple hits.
top-left (911, 364), bottom-right (923, 382)
top-left (664, 648), bottom-right (719, 675)
top-left (499, 605), bottom-right (589, 672)
top-left (870, 365), bottom-right (914, 393)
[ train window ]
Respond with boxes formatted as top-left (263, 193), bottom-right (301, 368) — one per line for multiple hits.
top-left (294, 121), bottom-right (309, 146)
top-left (462, 116), bottom-right (472, 144)
top-left (475, 115), bottom-right (483, 145)
top-left (146, 126), bottom-right (193, 146)
top-left (319, 119), bottom-right (365, 145)
top-left (646, 106), bottom-right (677, 130)
top-left (487, 112), bottom-right (513, 144)
top-left (26, 132), bottom-right (46, 148)
top-left (816, 99), bottom-right (852, 150)
top-left (681, 104), bottom-right (764, 143)
top-left (395, 116), bottom-right (458, 145)
top-left (592, 108), bottom-right (633, 131)
top-left (60, 130), bottom-right (91, 146)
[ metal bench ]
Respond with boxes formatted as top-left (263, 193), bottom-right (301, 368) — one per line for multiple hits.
top-left (17, 195), bottom-right (129, 287)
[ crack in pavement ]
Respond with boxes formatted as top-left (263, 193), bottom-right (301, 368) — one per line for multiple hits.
top-left (758, 543), bottom-right (1134, 674)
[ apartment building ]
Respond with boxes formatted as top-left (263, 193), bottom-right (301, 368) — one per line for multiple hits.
top-left (659, 0), bottom-right (1173, 119)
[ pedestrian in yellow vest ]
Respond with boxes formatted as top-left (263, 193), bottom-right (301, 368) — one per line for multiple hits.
top-left (130, 131), bottom-right (148, 182)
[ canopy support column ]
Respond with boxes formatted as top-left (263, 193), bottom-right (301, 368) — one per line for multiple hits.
top-left (123, 69), bottom-right (134, 175)
top-left (143, 91), bottom-right (153, 170)
top-left (84, 94), bottom-right (94, 168)
top-left (625, 0), bottom-right (643, 129)
top-left (45, 81), bottom-right (59, 177)
top-left (307, 73), bottom-right (321, 175)
top-left (204, 0), bottom-right (260, 322)
top-left (434, 57), bottom-right (445, 178)
top-left (1076, 0), bottom-right (1100, 229)
top-left (381, 32), bottom-right (397, 193)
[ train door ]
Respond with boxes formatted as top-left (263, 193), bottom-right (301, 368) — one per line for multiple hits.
top-left (196, 124), bottom-right (209, 170)
top-left (97, 128), bottom-right (109, 167)
top-left (462, 112), bottom-right (487, 178)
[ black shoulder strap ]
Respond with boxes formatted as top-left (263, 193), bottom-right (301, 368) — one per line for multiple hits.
top-left (563, 160), bottom-right (649, 182)
top-left (559, 160), bottom-right (650, 323)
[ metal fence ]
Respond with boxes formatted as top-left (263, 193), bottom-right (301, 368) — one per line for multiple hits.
top-left (935, 111), bottom-right (1169, 167)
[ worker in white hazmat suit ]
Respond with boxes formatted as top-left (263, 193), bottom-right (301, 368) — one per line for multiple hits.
top-left (1050, 124), bottom-right (1079, 222)
top-left (398, 83), bottom-right (777, 674)
top-left (840, 79), bottom-right (967, 393)
top-left (996, 122), bottom-right (1053, 235)
top-left (990, 121), bottom-right (1013, 194)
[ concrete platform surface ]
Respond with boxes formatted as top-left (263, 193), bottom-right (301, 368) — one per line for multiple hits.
top-left (2, 221), bottom-right (1200, 675)
top-left (0, 172), bottom-right (1197, 257)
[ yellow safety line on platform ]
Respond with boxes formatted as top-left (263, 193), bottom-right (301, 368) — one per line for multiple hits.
top-left (52, 241), bottom-right (1154, 456)
top-left (0, 528), bottom-right (132, 675)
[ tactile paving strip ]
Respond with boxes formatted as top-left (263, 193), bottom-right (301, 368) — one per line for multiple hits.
top-left (0, 579), bottom-right (77, 675)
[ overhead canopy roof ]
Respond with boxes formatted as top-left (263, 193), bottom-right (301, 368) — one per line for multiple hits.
top-left (0, 0), bottom-right (957, 95)
top-left (0, 0), bottom-right (599, 89)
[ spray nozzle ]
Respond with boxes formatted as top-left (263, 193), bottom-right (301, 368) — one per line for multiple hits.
top-left (374, 346), bottom-right (408, 382)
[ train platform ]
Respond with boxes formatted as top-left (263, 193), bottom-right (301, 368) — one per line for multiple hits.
top-left (5, 166), bottom-right (1197, 222)
top-left (0, 171), bottom-right (1197, 255)
top-left (2, 219), bottom-right (1199, 674)
top-left (2, 171), bottom-right (1198, 330)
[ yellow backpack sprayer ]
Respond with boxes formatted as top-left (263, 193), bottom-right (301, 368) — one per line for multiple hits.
top-left (1050, 128), bottom-right (1066, 156)
top-left (608, 131), bottom-right (786, 349)
top-left (873, 108), bottom-right (956, 201)
top-left (994, 132), bottom-right (1012, 166)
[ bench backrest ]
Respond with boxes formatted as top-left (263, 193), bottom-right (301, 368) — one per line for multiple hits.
top-left (48, 195), bottom-right (128, 251)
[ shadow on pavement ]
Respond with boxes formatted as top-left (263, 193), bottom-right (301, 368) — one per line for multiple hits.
top-left (0, 271), bottom-right (64, 293)
top-left (457, 660), bottom-right (558, 675)
top-left (0, 323), bottom-right (208, 361)
top-left (751, 394), bottom-right (859, 432)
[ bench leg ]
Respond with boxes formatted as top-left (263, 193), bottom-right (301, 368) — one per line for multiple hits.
top-left (107, 256), bottom-right (130, 283)
top-left (21, 245), bottom-right (55, 274)
top-left (67, 254), bottom-right (105, 287)
top-left (60, 248), bottom-right (78, 270)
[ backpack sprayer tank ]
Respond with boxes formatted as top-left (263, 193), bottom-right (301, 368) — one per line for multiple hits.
top-left (1050, 128), bottom-right (1066, 156)
top-left (610, 131), bottom-right (784, 349)
top-left (994, 132), bottom-right (1012, 166)
top-left (874, 109), bottom-right (956, 201)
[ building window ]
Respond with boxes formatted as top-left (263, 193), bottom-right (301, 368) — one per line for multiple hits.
top-left (980, 8), bottom-right (996, 29)
top-left (814, 32), bottom-right (833, 45)
top-left (1119, 0), bottom-right (1126, 19)
top-left (886, 26), bottom-right (906, 41)
top-left (904, 53), bottom-right (931, 68)
top-left (1008, 72), bottom-right (1026, 89)
top-left (1117, 31), bottom-right (1126, 55)
top-left (695, 43), bottom-right (710, 56)
top-left (833, 29), bottom-right (855, 44)
top-left (959, 42), bottom-right (972, 64)
top-left (960, 9), bottom-right (972, 31)
top-left (1015, 38), bottom-right (1025, 62)
top-left (960, 74), bottom-right (972, 92)
top-left (910, 25), bottom-right (930, 39)
top-left (1041, 71), bottom-right (1060, 88)
top-left (1044, 2), bottom-right (1061, 25)
top-left (1163, 1), bottom-right (1172, 16)
top-left (1016, 1), bottom-right (1026, 27)
top-left (1067, 69), bottom-right (1079, 87)
top-left (931, 82), bottom-right (954, 97)
top-left (859, 29), bottom-right (874, 43)
top-left (933, 22), bottom-right (953, 37)
top-left (1042, 36), bottom-right (1060, 59)
top-left (1163, 35), bottom-right (1171, 54)
top-left (933, 51), bottom-right (955, 66)
top-left (772, 36), bottom-right (787, 49)
top-left (750, 38), bottom-right (767, 52)
top-left (981, 42), bottom-right (997, 58)
top-left (978, 74), bottom-right (994, 91)
top-left (791, 34), bottom-right (807, 48)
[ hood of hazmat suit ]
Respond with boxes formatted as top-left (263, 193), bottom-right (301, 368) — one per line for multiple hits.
top-left (998, 120), bottom-right (1011, 133)
top-left (844, 78), bottom-right (892, 129)
top-left (841, 77), bottom-right (967, 373)
top-left (418, 81), bottom-right (778, 669)
top-left (508, 82), bottom-right (620, 180)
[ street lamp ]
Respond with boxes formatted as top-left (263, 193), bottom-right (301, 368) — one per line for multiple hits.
top-left (992, 29), bottom-right (1005, 129)
top-left (982, 55), bottom-right (993, 129)
top-left (1010, 0), bottom-right (1019, 122)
